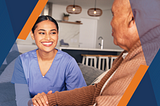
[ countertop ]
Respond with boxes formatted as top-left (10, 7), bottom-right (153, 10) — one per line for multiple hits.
top-left (59, 47), bottom-right (123, 52)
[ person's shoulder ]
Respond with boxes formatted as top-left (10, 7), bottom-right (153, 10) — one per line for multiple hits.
top-left (57, 49), bottom-right (72, 57)
top-left (20, 49), bottom-right (37, 59)
top-left (57, 49), bottom-right (74, 60)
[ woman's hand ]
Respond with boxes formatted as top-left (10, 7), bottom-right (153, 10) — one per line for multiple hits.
top-left (32, 91), bottom-right (52, 106)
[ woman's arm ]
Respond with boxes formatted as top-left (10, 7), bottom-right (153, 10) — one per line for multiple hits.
top-left (65, 58), bottom-right (87, 90)
top-left (11, 56), bottom-right (31, 106)
top-left (15, 83), bottom-right (31, 106)
top-left (32, 85), bottom-right (96, 106)
top-left (47, 85), bottom-right (96, 106)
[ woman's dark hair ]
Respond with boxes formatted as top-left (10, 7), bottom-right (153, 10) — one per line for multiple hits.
top-left (32, 15), bottom-right (59, 33)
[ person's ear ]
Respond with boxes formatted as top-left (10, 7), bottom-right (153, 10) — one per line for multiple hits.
top-left (128, 17), bottom-right (135, 28)
top-left (30, 31), bottom-right (35, 40)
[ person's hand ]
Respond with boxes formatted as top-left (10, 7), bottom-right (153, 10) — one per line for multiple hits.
top-left (32, 90), bottom-right (52, 106)
top-left (47, 90), bottom-right (52, 94)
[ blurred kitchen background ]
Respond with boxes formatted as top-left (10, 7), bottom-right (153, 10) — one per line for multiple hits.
top-left (16, 0), bottom-right (123, 54)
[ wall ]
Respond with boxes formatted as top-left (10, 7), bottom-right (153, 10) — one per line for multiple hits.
top-left (96, 10), bottom-right (121, 49)
top-left (57, 22), bottom-right (80, 47)
top-left (52, 4), bottom-right (99, 48)
top-left (16, 4), bottom-right (122, 50)
top-left (53, 4), bottom-right (122, 50)
top-left (52, 4), bottom-right (99, 22)
top-left (16, 32), bottom-right (35, 45)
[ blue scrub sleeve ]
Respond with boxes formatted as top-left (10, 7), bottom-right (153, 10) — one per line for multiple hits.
top-left (65, 58), bottom-right (87, 90)
top-left (11, 56), bottom-right (27, 84)
top-left (15, 83), bottom-right (31, 106)
top-left (11, 56), bottom-right (30, 106)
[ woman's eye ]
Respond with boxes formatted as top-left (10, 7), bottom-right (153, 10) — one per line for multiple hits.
top-left (39, 32), bottom-right (45, 35)
top-left (51, 32), bottom-right (56, 34)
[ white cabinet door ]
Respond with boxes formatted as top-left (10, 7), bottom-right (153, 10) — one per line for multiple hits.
top-left (79, 18), bottom-right (97, 48)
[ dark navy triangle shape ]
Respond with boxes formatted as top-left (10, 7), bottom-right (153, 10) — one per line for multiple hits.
top-left (127, 71), bottom-right (157, 106)
top-left (148, 49), bottom-right (160, 106)
top-left (0, 0), bottom-right (16, 66)
top-left (5, 0), bottom-right (38, 38)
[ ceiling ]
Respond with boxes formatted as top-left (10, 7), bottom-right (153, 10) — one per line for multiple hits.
top-left (48, 0), bottom-right (114, 10)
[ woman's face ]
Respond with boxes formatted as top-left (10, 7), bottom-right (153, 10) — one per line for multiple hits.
top-left (31, 20), bottom-right (58, 53)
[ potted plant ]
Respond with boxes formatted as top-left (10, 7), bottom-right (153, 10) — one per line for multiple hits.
top-left (63, 13), bottom-right (70, 21)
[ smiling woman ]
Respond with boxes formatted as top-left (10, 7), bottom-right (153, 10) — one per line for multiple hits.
top-left (11, 15), bottom-right (86, 106)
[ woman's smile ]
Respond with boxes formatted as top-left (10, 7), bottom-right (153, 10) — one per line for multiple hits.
top-left (41, 41), bottom-right (53, 47)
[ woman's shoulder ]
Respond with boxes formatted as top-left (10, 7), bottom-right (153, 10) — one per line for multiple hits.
top-left (57, 49), bottom-right (73, 59)
top-left (19, 49), bottom-right (37, 60)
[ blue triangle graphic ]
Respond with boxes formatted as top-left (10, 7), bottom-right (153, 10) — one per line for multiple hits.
top-left (128, 71), bottom-right (157, 106)
top-left (5, 0), bottom-right (38, 38)
top-left (0, 0), bottom-right (15, 66)
top-left (148, 49), bottom-right (160, 106)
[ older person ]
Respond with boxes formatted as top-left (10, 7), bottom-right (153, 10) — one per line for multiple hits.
top-left (31, 0), bottom-right (148, 105)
